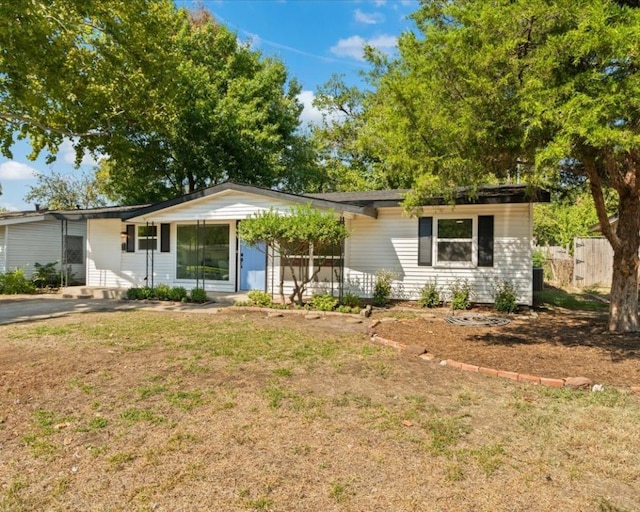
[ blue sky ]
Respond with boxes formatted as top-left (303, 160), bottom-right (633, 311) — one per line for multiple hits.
top-left (0, 0), bottom-right (419, 210)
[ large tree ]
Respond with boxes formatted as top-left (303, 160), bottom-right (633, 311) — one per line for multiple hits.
top-left (98, 10), bottom-right (313, 203)
top-left (0, 0), bottom-right (180, 164)
top-left (354, 0), bottom-right (640, 332)
top-left (1, 3), bottom-right (315, 203)
top-left (24, 170), bottom-right (106, 210)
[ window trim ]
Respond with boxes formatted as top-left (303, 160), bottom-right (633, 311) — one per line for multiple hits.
top-left (433, 215), bottom-right (478, 268)
top-left (137, 225), bottom-right (158, 251)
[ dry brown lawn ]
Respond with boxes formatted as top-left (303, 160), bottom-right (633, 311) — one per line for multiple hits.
top-left (1, 308), bottom-right (639, 511)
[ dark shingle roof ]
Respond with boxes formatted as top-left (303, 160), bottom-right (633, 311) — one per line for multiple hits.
top-left (0, 204), bottom-right (148, 223)
top-left (309, 185), bottom-right (550, 207)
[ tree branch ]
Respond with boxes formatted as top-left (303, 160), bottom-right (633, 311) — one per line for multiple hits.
top-left (0, 112), bottom-right (101, 139)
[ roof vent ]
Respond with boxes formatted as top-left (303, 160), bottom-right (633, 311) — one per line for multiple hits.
top-left (35, 204), bottom-right (40, 211)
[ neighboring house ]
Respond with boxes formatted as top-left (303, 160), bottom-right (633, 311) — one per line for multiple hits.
top-left (0, 205), bottom-right (143, 285)
top-left (83, 182), bottom-right (550, 305)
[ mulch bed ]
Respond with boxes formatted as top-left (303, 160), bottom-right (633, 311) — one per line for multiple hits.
top-left (373, 308), bottom-right (640, 388)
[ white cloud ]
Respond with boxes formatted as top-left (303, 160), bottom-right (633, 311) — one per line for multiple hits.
top-left (373, 0), bottom-right (387, 6)
top-left (330, 34), bottom-right (397, 61)
top-left (354, 8), bottom-right (385, 25)
top-left (59, 138), bottom-right (101, 166)
top-left (298, 91), bottom-right (324, 126)
top-left (0, 161), bottom-right (38, 181)
top-left (297, 90), bottom-right (347, 128)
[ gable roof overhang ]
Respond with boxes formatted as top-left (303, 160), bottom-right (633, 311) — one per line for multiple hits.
top-left (122, 182), bottom-right (378, 221)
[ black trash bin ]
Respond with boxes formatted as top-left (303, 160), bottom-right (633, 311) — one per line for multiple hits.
top-left (533, 267), bottom-right (544, 292)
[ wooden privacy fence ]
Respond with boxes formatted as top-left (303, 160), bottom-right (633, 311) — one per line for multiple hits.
top-left (536, 245), bottom-right (573, 286)
top-left (573, 237), bottom-right (614, 288)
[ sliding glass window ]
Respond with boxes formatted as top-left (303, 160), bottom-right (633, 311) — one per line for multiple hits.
top-left (176, 224), bottom-right (230, 281)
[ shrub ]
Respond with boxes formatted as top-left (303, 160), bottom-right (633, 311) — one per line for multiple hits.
top-left (0, 269), bottom-right (36, 295)
top-left (310, 293), bottom-right (338, 311)
top-left (32, 262), bottom-right (61, 288)
top-left (340, 291), bottom-right (361, 308)
top-left (418, 280), bottom-right (441, 308)
top-left (190, 287), bottom-right (208, 303)
top-left (532, 248), bottom-right (546, 268)
top-left (373, 269), bottom-right (396, 307)
top-left (336, 304), bottom-right (361, 314)
top-left (247, 290), bottom-right (272, 307)
top-left (493, 279), bottom-right (519, 313)
top-left (448, 279), bottom-right (472, 310)
top-left (153, 284), bottom-right (171, 301)
top-left (125, 287), bottom-right (142, 300)
top-left (168, 286), bottom-right (187, 302)
top-left (139, 286), bottom-right (155, 300)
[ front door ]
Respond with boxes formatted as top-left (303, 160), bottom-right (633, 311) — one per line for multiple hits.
top-left (239, 241), bottom-right (266, 291)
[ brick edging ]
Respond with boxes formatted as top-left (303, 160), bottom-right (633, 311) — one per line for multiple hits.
top-left (369, 325), bottom-right (640, 393)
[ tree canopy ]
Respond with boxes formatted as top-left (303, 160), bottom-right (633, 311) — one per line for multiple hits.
top-left (1, 2), bottom-right (315, 203)
top-left (331, 0), bottom-right (640, 332)
top-left (24, 170), bottom-right (106, 210)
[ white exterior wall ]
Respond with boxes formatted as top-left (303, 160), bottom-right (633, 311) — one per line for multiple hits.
top-left (86, 190), bottom-right (535, 304)
top-left (343, 204), bottom-right (534, 305)
top-left (87, 219), bottom-right (239, 292)
top-left (0, 226), bottom-right (6, 274)
top-left (3, 219), bottom-right (87, 282)
top-left (132, 190), bottom-right (302, 223)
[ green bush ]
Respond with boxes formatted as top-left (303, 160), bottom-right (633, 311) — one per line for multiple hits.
top-left (373, 269), bottom-right (396, 307)
top-left (418, 280), bottom-right (440, 308)
top-left (32, 262), bottom-right (61, 288)
top-left (532, 248), bottom-right (546, 268)
top-left (310, 293), bottom-right (338, 311)
top-left (125, 287), bottom-right (142, 300)
top-left (168, 286), bottom-right (187, 302)
top-left (154, 284), bottom-right (171, 301)
top-left (493, 279), bottom-right (519, 313)
top-left (340, 291), bottom-right (361, 308)
top-left (140, 286), bottom-right (155, 300)
top-left (336, 304), bottom-right (361, 314)
top-left (190, 287), bottom-right (208, 303)
top-left (247, 290), bottom-right (272, 307)
top-left (448, 279), bottom-right (472, 310)
top-left (0, 269), bottom-right (36, 294)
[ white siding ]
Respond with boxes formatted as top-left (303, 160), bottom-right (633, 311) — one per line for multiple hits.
top-left (86, 219), bottom-right (237, 292)
top-left (0, 226), bottom-right (6, 273)
top-left (343, 204), bottom-right (534, 305)
top-left (4, 219), bottom-right (87, 282)
top-left (129, 190), bottom-right (302, 223)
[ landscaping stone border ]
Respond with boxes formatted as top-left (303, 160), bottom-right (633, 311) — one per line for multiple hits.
top-left (368, 320), bottom-right (640, 394)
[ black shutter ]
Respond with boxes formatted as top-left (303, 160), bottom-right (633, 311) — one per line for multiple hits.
top-left (478, 215), bottom-right (494, 267)
top-left (126, 224), bottom-right (135, 253)
top-left (160, 223), bottom-right (170, 252)
top-left (418, 217), bottom-right (433, 266)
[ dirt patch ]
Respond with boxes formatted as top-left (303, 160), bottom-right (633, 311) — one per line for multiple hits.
top-left (373, 308), bottom-right (640, 387)
top-left (1, 309), bottom-right (639, 511)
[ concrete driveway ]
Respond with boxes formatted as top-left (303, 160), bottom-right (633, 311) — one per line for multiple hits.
top-left (0, 295), bottom-right (225, 326)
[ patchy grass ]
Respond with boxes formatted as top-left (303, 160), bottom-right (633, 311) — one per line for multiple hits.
top-left (535, 287), bottom-right (608, 311)
top-left (0, 309), bottom-right (638, 511)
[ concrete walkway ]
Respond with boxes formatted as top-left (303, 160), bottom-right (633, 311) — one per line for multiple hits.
top-left (0, 289), bottom-right (248, 326)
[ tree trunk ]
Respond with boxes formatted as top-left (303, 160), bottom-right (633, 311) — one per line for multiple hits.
top-left (608, 194), bottom-right (640, 332)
